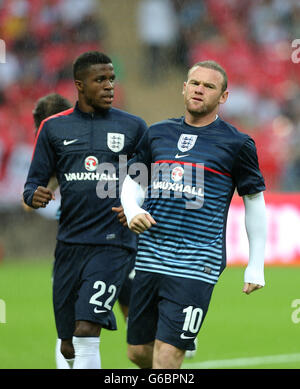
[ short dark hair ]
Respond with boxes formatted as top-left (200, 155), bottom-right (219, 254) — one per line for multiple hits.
top-left (73, 51), bottom-right (112, 80)
top-left (33, 93), bottom-right (72, 132)
top-left (188, 60), bottom-right (228, 92)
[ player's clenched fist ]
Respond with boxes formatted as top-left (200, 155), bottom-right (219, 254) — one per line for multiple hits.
top-left (112, 206), bottom-right (128, 227)
top-left (129, 213), bottom-right (157, 234)
top-left (32, 186), bottom-right (55, 209)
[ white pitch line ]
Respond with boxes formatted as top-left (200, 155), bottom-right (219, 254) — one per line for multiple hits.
top-left (182, 353), bottom-right (300, 369)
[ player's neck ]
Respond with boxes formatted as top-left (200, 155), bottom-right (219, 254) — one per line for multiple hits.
top-left (77, 98), bottom-right (94, 113)
top-left (184, 110), bottom-right (218, 128)
top-left (77, 100), bottom-right (109, 116)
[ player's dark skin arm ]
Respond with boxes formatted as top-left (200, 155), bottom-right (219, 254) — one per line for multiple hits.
top-left (112, 206), bottom-right (128, 227)
top-left (31, 186), bottom-right (55, 209)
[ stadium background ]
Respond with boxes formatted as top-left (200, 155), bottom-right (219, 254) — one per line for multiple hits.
top-left (0, 0), bottom-right (299, 369)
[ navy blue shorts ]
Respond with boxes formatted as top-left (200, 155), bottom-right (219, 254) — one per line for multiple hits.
top-left (118, 268), bottom-right (135, 307)
top-left (52, 241), bottom-right (134, 340)
top-left (127, 270), bottom-right (215, 351)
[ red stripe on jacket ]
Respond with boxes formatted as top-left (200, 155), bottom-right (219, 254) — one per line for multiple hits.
top-left (154, 159), bottom-right (232, 177)
top-left (31, 107), bottom-right (74, 160)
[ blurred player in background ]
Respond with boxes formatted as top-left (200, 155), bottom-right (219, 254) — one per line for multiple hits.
top-left (31, 93), bottom-right (72, 369)
top-left (32, 94), bottom-right (72, 193)
top-left (23, 51), bottom-right (147, 369)
top-left (22, 93), bottom-right (72, 212)
top-left (121, 60), bottom-right (267, 369)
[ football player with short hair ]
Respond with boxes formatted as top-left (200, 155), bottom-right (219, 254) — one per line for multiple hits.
top-left (23, 51), bottom-right (147, 369)
top-left (121, 60), bottom-right (267, 369)
top-left (28, 91), bottom-right (136, 369)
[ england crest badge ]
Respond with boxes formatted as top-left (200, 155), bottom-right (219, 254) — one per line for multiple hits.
top-left (107, 133), bottom-right (125, 152)
top-left (177, 134), bottom-right (198, 152)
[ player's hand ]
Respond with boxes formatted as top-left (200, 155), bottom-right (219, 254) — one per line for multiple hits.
top-left (112, 206), bottom-right (128, 227)
top-left (242, 282), bottom-right (263, 295)
top-left (129, 213), bottom-right (156, 234)
top-left (32, 186), bottom-right (55, 209)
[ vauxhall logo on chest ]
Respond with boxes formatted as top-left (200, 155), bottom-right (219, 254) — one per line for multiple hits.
top-left (64, 155), bottom-right (118, 182)
top-left (85, 156), bottom-right (98, 171)
top-left (63, 133), bottom-right (125, 182)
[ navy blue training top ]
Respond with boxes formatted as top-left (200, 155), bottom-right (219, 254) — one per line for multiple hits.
top-left (128, 116), bottom-right (265, 284)
top-left (23, 102), bottom-right (148, 250)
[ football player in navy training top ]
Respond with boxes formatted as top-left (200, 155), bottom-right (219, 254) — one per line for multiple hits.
top-left (121, 60), bottom-right (267, 369)
top-left (23, 51), bottom-right (148, 369)
top-left (26, 92), bottom-right (135, 368)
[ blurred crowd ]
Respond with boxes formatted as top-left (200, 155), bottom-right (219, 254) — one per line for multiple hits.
top-left (0, 0), bottom-right (108, 206)
top-left (0, 0), bottom-right (299, 209)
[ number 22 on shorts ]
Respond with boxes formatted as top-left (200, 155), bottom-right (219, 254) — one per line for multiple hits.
top-left (89, 280), bottom-right (117, 313)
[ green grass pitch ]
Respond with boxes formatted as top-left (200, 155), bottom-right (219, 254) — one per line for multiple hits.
top-left (0, 259), bottom-right (299, 369)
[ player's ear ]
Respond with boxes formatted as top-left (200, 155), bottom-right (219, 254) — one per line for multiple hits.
top-left (182, 81), bottom-right (187, 95)
top-left (219, 90), bottom-right (228, 105)
top-left (75, 79), bottom-right (84, 93)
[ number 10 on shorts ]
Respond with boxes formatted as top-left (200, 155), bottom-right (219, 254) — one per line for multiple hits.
top-left (182, 306), bottom-right (203, 334)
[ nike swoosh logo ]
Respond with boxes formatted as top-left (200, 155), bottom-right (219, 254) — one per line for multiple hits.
top-left (175, 153), bottom-right (189, 159)
top-left (93, 308), bottom-right (107, 314)
top-left (63, 139), bottom-right (78, 146)
top-left (180, 333), bottom-right (195, 340)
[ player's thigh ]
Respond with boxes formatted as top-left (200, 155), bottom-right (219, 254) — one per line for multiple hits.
top-left (52, 241), bottom-right (84, 339)
top-left (157, 276), bottom-right (215, 351)
top-left (75, 245), bottom-right (132, 330)
top-left (127, 270), bottom-right (160, 346)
